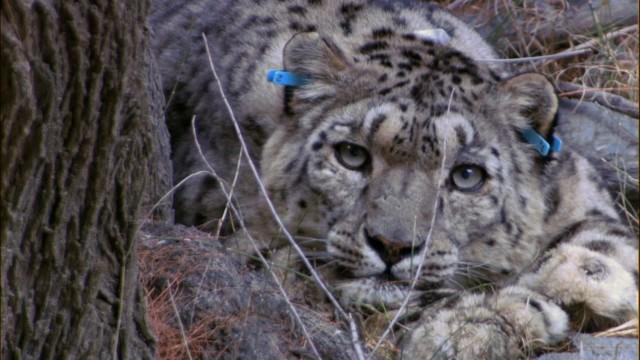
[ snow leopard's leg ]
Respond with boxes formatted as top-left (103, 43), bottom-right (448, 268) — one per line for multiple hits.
top-left (401, 286), bottom-right (569, 359)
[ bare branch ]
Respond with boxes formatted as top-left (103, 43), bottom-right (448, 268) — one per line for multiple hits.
top-left (188, 116), bottom-right (323, 359)
top-left (475, 48), bottom-right (592, 64)
top-left (200, 33), bottom-right (350, 318)
top-left (199, 34), bottom-right (335, 359)
top-left (554, 24), bottom-right (638, 55)
top-left (349, 314), bottom-right (366, 360)
top-left (169, 288), bottom-right (194, 360)
top-left (557, 81), bottom-right (639, 118)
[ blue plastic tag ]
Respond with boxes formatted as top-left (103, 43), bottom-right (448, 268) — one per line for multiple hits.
top-left (522, 128), bottom-right (562, 157)
top-left (267, 69), bottom-right (308, 87)
top-left (550, 134), bottom-right (563, 153)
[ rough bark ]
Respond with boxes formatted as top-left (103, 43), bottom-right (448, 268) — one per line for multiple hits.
top-left (1, 0), bottom-right (170, 358)
top-left (142, 37), bottom-right (174, 223)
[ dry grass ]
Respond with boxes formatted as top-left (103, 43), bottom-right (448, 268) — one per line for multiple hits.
top-left (541, 27), bottom-right (638, 104)
top-left (450, 0), bottom-right (639, 103)
top-left (139, 246), bottom-right (195, 359)
top-left (595, 318), bottom-right (639, 338)
top-left (139, 235), bottom-right (264, 360)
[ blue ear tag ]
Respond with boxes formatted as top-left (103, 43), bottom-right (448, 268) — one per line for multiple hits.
top-left (550, 134), bottom-right (563, 153)
top-left (522, 128), bottom-right (562, 157)
top-left (267, 69), bottom-right (309, 87)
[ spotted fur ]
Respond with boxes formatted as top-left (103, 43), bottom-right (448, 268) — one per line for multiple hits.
top-left (151, 0), bottom-right (638, 357)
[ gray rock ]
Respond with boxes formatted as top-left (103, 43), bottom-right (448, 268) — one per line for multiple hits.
top-left (573, 334), bottom-right (638, 360)
top-left (538, 334), bottom-right (638, 360)
top-left (556, 98), bottom-right (639, 218)
top-left (537, 353), bottom-right (579, 360)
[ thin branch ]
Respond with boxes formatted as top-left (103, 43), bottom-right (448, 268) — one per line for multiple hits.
top-left (142, 170), bottom-right (212, 223)
top-left (200, 33), bottom-right (349, 319)
top-left (200, 33), bottom-right (369, 360)
top-left (199, 34), bottom-right (332, 359)
top-left (188, 120), bottom-right (323, 358)
top-left (349, 314), bottom-right (366, 360)
top-left (475, 48), bottom-right (593, 64)
top-left (214, 147), bottom-right (243, 239)
top-left (169, 288), bottom-right (194, 360)
top-left (554, 24), bottom-right (638, 56)
top-left (594, 318), bottom-right (638, 338)
top-left (556, 81), bottom-right (639, 118)
top-left (187, 117), bottom-right (323, 359)
top-left (446, 0), bottom-right (469, 10)
top-left (190, 114), bottom-right (243, 239)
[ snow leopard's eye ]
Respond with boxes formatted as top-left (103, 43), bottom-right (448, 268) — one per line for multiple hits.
top-left (450, 164), bottom-right (486, 191)
top-left (335, 142), bottom-right (370, 171)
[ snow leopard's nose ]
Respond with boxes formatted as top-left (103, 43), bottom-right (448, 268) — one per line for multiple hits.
top-left (365, 228), bottom-right (423, 267)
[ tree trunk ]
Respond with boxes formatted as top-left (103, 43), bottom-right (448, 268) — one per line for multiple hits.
top-left (1, 0), bottom-right (170, 358)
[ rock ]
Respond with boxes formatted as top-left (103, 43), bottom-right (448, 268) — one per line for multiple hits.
top-left (537, 334), bottom-right (638, 360)
top-left (557, 98), bottom-right (639, 220)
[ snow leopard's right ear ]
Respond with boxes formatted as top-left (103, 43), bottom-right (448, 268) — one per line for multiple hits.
top-left (498, 73), bottom-right (558, 137)
top-left (281, 32), bottom-right (352, 113)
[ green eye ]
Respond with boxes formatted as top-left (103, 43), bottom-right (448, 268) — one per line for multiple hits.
top-left (450, 165), bottom-right (486, 191)
top-left (335, 142), bottom-right (370, 171)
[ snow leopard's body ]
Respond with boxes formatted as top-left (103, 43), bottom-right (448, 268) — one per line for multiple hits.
top-left (151, 1), bottom-right (638, 357)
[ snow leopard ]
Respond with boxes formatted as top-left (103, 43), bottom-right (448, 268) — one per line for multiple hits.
top-left (150, 0), bottom-right (638, 357)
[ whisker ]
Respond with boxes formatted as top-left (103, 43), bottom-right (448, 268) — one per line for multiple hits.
top-left (295, 235), bottom-right (328, 243)
top-left (456, 261), bottom-right (495, 271)
top-left (453, 269), bottom-right (493, 283)
top-left (314, 260), bottom-right (340, 270)
top-left (445, 277), bottom-right (467, 291)
top-left (455, 266), bottom-right (491, 276)
top-left (300, 251), bottom-right (333, 259)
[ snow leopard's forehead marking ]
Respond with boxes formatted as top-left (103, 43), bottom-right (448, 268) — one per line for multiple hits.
top-left (360, 103), bottom-right (479, 161)
top-left (313, 78), bottom-right (495, 168)
top-left (356, 34), bottom-right (500, 90)
top-left (292, 36), bottom-right (503, 159)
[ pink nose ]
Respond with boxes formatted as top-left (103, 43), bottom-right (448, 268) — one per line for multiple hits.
top-left (365, 229), bottom-right (423, 267)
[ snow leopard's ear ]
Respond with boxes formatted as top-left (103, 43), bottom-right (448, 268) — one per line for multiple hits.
top-left (498, 73), bottom-right (558, 137)
top-left (281, 32), bottom-right (352, 114)
top-left (283, 31), bottom-right (349, 82)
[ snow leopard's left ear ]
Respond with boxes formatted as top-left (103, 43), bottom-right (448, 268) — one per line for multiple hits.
top-left (283, 31), bottom-right (350, 82)
top-left (498, 73), bottom-right (558, 137)
top-left (281, 32), bottom-right (354, 114)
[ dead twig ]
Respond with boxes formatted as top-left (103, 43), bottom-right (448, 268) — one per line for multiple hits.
top-left (201, 32), bottom-right (341, 316)
top-left (594, 318), bottom-right (639, 338)
top-left (350, 314), bottom-right (366, 360)
top-left (554, 24), bottom-right (638, 56)
top-left (476, 49), bottom-right (593, 64)
top-left (169, 288), bottom-right (194, 360)
top-left (188, 116), bottom-right (323, 358)
top-left (188, 114), bottom-right (322, 359)
top-left (202, 33), bottom-right (369, 360)
top-left (556, 81), bottom-right (639, 118)
top-left (142, 170), bottom-right (211, 223)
